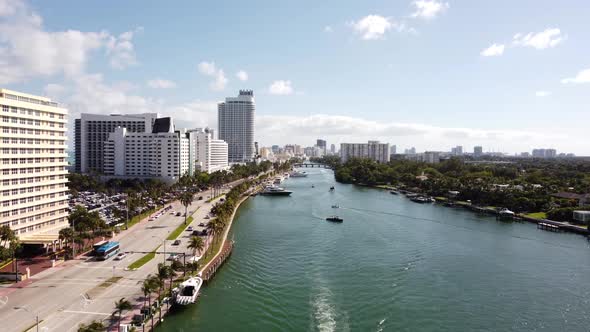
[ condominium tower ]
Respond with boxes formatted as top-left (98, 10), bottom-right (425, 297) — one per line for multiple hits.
top-left (75, 113), bottom-right (158, 173)
top-left (186, 128), bottom-right (229, 174)
top-left (340, 141), bottom-right (390, 164)
top-left (0, 89), bottom-right (69, 245)
top-left (218, 90), bottom-right (255, 163)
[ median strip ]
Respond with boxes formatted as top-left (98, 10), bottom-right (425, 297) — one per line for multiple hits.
top-left (127, 245), bottom-right (161, 270)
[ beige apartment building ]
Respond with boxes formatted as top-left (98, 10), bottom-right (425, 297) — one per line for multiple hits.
top-left (0, 89), bottom-right (69, 246)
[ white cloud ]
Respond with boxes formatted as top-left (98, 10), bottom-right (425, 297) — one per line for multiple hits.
top-left (255, 114), bottom-right (558, 147)
top-left (561, 68), bottom-right (590, 84)
top-left (324, 25), bottom-right (333, 33)
top-left (513, 28), bottom-right (565, 50)
top-left (268, 80), bottom-right (294, 95)
top-left (236, 70), bottom-right (248, 81)
top-left (480, 43), bottom-right (505, 57)
top-left (106, 27), bottom-right (142, 69)
top-left (535, 91), bottom-right (551, 97)
top-left (43, 83), bottom-right (67, 98)
top-left (0, 0), bottom-right (141, 83)
top-left (147, 78), bottom-right (176, 89)
top-left (351, 15), bottom-right (394, 40)
top-left (198, 61), bottom-right (228, 91)
top-left (410, 0), bottom-right (449, 19)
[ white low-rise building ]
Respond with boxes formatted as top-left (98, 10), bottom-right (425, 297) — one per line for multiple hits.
top-left (103, 117), bottom-right (189, 184)
top-left (186, 128), bottom-right (229, 174)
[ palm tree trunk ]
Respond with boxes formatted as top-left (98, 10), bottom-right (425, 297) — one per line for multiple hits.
top-left (118, 312), bottom-right (121, 332)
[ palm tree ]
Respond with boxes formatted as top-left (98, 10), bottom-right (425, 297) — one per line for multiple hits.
top-left (187, 236), bottom-right (205, 258)
top-left (114, 298), bottom-right (132, 332)
top-left (148, 275), bottom-right (162, 330)
top-left (179, 191), bottom-right (194, 224)
top-left (59, 227), bottom-right (74, 258)
top-left (157, 263), bottom-right (173, 322)
top-left (77, 320), bottom-right (106, 332)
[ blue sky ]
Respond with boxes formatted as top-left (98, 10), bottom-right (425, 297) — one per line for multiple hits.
top-left (1, 0), bottom-right (589, 154)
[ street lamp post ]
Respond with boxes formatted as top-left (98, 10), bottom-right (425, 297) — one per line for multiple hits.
top-left (15, 306), bottom-right (38, 332)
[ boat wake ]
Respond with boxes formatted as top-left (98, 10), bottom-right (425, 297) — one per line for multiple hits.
top-left (312, 286), bottom-right (337, 332)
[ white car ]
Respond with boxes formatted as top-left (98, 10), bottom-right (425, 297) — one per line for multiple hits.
top-left (114, 252), bottom-right (127, 260)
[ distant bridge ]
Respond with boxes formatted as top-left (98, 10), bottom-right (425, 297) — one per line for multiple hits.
top-left (294, 163), bottom-right (333, 169)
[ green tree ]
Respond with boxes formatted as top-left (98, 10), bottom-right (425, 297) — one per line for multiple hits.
top-left (179, 191), bottom-right (194, 224)
top-left (187, 236), bottom-right (205, 257)
top-left (77, 320), bottom-right (106, 332)
top-left (113, 298), bottom-right (132, 332)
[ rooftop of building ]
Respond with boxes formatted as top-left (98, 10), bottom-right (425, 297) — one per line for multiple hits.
top-left (0, 88), bottom-right (59, 107)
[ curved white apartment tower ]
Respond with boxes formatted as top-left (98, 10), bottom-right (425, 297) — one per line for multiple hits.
top-left (0, 89), bottom-right (69, 245)
top-left (218, 90), bottom-right (255, 163)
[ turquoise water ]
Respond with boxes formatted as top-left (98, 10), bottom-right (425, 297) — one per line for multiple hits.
top-left (160, 168), bottom-right (590, 331)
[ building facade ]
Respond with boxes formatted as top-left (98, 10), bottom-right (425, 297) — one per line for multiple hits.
top-left (186, 128), bottom-right (229, 174)
top-left (0, 89), bottom-right (69, 244)
top-left (474, 146), bottom-right (483, 157)
top-left (218, 90), bottom-right (255, 163)
top-left (75, 113), bottom-right (158, 173)
top-left (103, 118), bottom-right (189, 184)
top-left (340, 141), bottom-right (390, 163)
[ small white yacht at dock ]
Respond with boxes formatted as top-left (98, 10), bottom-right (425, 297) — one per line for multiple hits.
top-left (173, 276), bottom-right (203, 305)
top-left (290, 170), bottom-right (308, 178)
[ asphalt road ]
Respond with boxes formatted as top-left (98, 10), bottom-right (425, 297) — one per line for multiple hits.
top-left (0, 188), bottom-right (229, 332)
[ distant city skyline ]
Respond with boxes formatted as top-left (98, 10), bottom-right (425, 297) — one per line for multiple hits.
top-left (1, 0), bottom-right (589, 154)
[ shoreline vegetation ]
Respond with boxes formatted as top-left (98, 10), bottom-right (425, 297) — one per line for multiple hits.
top-left (310, 155), bottom-right (590, 233)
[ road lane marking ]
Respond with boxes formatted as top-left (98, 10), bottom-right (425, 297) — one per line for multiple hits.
top-left (62, 310), bottom-right (111, 316)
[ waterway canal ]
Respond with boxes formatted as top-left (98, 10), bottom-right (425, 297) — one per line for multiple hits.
top-left (160, 168), bottom-right (590, 331)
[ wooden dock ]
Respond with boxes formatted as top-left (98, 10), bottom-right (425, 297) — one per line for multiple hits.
top-left (201, 240), bottom-right (234, 281)
top-left (538, 222), bottom-right (561, 232)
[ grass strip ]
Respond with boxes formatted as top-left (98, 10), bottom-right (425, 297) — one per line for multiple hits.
top-left (167, 215), bottom-right (195, 241)
top-left (206, 194), bottom-right (224, 203)
top-left (98, 276), bottom-right (123, 288)
top-left (127, 205), bottom-right (162, 228)
top-left (524, 212), bottom-right (548, 219)
top-left (128, 245), bottom-right (161, 270)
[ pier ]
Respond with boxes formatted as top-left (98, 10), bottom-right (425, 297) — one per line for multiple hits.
top-left (201, 240), bottom-right (234, 281)
top-left (538, 222), bottom-right (561, 232)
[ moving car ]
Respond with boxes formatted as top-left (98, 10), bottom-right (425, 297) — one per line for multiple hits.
top-left (198, 223), bottom-right (205, 227)
top-left (114, 252), bottom-right (127, 260)
top-left (186, 226), bottom-right (193, 231)
top-left (173, 239), bottom-right (181, 246)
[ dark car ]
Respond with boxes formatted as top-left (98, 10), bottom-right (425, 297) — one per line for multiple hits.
top-left (198, 196), bottom-right (204, 200)
top-left (186, 226), bottom-right (193, 231)
top-left (172, 240), bottom-right (181, 246)
top-left (198, 223), bottom-right (205, 227)
top-left (192, 230), bottom-right (200, 236)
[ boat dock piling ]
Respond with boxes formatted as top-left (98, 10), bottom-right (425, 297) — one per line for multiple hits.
top-left (202, 240), bottom-right (234, 282)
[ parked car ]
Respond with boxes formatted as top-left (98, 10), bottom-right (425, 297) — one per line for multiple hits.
top-left (198, 196), bottom-right (203, 200)
top-left (114, 252), bottom-right (127, 260)
top-left (176, 212), bottom-right (182, 216)
top-left (198, 223), bottom-right (205, 227)
top-left (172, 240), bottom-right (181, 246)
top-left (192, 230), bottom-right (200, 236)
top-left (167, 253), bottom-right (179, 261)
top-left (187, 226), bottom-right (193, 231)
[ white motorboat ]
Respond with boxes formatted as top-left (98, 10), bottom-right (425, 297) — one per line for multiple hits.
top-left (260, 185), bottom-right (292, 196)
top-left (174, 277), bottom-right (203, 305)
top-left (290, 171), bottom-right (308, 178)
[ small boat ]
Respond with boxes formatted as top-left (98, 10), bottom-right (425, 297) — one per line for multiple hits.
top-left (390, 190), bottom-right (399, 195)
top-left (410, 196), bottom-right (434, 204)
top-left (326, 216), bottom-right (343, 222)
top-left (329, 186), bottom-right (335, 192)
top-left (173, 277), bottom-right (203, 305)
top-left (312, 185), bottom-right (315, 188)
top-left (498, 208), bottom-right (515, 220)
top-left (331, 205), bottom-right (339, 209)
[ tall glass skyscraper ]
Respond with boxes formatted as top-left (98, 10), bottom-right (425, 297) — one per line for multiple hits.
top-left (218, 90), bottom-right (255, 163)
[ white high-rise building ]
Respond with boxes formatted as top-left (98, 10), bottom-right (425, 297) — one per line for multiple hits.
top-left (340, 141), bottom-right (390, 163)
top-left (218, 90), bottom-right (255, 163)
top-left (75, 113), bottom-right (158, 173)
top-left (0, 89), bottom-right (69, 245)
top-left (103, 118), bottom-right (189, 184)
top-left (186, 128), bottom-right (229, 174)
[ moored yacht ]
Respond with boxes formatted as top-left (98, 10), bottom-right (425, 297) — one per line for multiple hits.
top-left (290, 170), bottom-right (308, 178)
top-left (260, 185), bottom-right (293, 196)
top-left (173, 277), bottom-right (203, 305)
